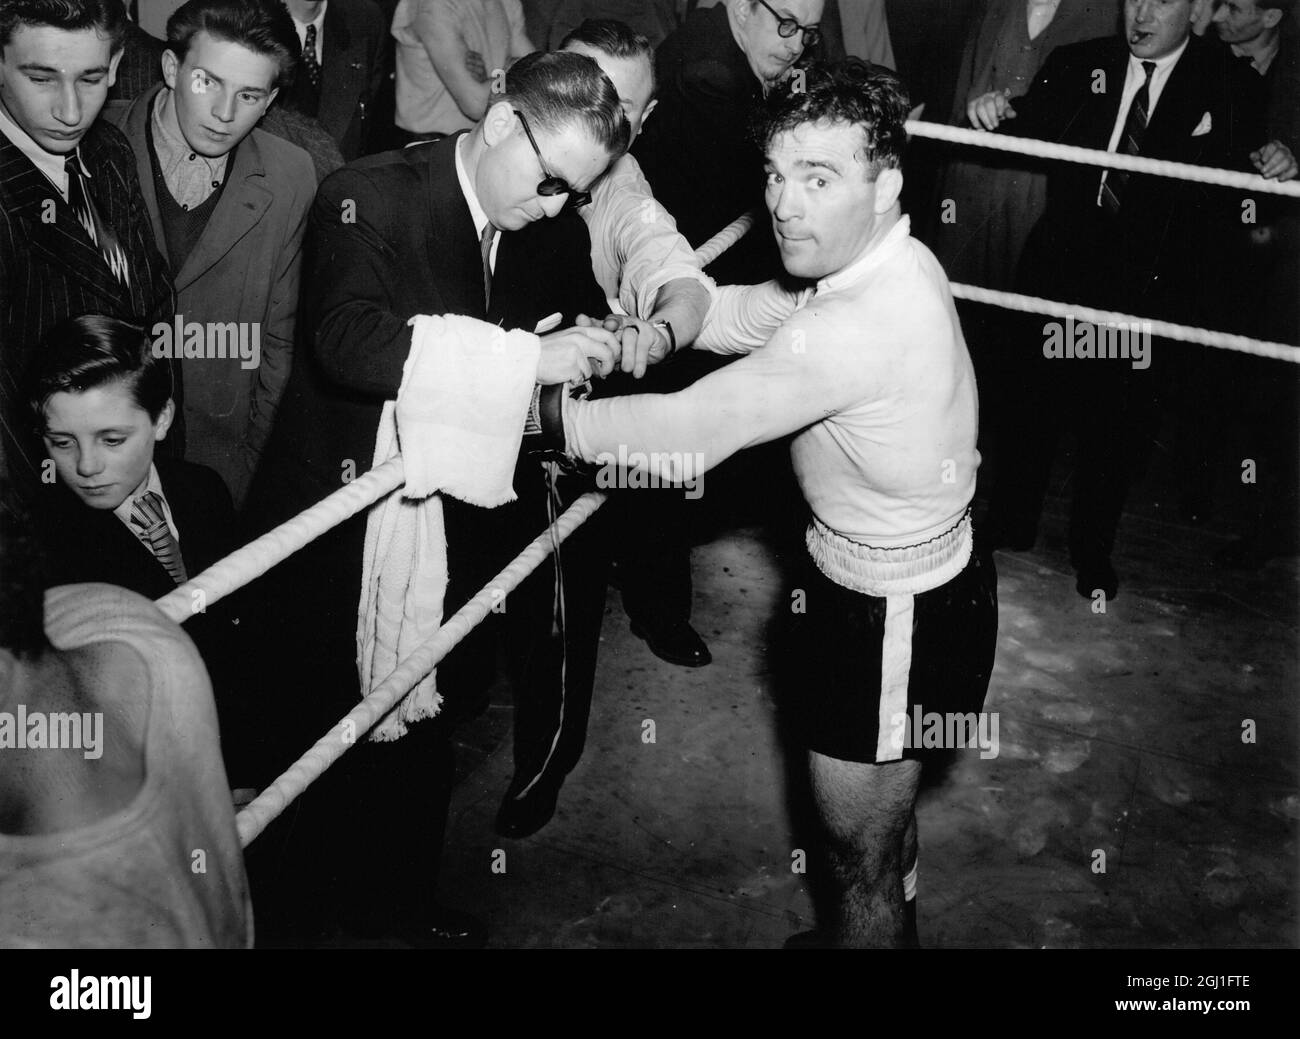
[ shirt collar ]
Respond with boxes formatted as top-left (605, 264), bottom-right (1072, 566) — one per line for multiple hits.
top-left (815, 215), bottom-right (912, 296)
top-left (454, 131), bottom-right (491, 239)
top-left (112, 463), bottom-right (164, 527)
top-left (152, 87), bottom-right (228, 180)
top-left (1128, 35), bottom-right (1189, 79)
top-left (0, 99), bottom-right (82, 195)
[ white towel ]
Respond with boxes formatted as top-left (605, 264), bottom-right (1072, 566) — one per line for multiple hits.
top-left (358, 313), bottom-right (541, 741)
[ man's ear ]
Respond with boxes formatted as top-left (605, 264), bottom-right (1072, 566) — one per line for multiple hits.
top-left (873, 167), bottom-right (903, 213)
top-left (640, 98), bottom-right (658, 129)
top-left (734, 0), bottom-right (754, 27)
top-left (107, 47), bottom-right (124, 87)
top-left (161, 48), bottom-right (179, 91)
top-left (153, 400), bottom-right (175, 443)
top-left (1262, 6), bottom-right (1284, 29)
top-left (264, 86), bottom-right (279, 110)
top-left (482, 100), bottom-right (517, 147)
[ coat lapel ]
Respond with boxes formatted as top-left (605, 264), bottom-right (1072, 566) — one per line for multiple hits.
top-left (0, 137), bottom-right (132, 305)
top-left (174, 132), bottom-right (273, 292)
top-left (115, 83), bottom-right (171, 266)
top-left (422, 133), bottom-right (487, 320)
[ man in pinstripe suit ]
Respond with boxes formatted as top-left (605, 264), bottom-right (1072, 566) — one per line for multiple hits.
top-left (0, 0), bottom-right (174, 492)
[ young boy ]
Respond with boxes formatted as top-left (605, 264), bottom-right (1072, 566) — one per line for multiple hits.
top-left (27, 313), bottom-right (257, 788)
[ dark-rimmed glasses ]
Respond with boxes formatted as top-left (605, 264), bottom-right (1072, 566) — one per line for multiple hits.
top-left (514, 108), bottom-right (592, 209)
top-left (756, 0), bottom-right (821, 50)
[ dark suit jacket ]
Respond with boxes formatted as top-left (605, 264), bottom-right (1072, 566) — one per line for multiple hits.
top-left (1005, 34), bottom-right (1265, 325)
top-left (34, 456), bottom-right (257, 780)
top-left (632, 3), bottom-right (777, 283)
top-left (0, 120), bottom-right (176, 491)
top-left (282, 0), bottom-right (388, 161)
top-left (108, 84), bottom-right (316, 507)
top-left (107, 21), bottom-right (165, 103)
top-left (249, 135), bottom-right (606, 700)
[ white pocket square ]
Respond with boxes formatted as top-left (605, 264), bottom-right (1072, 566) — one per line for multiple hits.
top-left (1192, 111), bottom-right (1213, 136)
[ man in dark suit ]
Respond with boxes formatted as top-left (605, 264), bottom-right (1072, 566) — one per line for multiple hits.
top-left (26, 313), bottom-right (257, 788)
top-left (972, 0), bottom-right (1269, 599)
top-left (280, 0), bottom-right (387, 160)
top-left (246, 50), bottom-right (627, 945)
top-left (0, 0), bottom-right (175, 494)
top-left (633, 0), bottom-right (824, 285)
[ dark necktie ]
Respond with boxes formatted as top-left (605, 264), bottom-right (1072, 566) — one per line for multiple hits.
top-left (1099, 60), bottom-right (1156, 214)
top-left (130, 490), bottom-right (188, 586)
top-left (303, 24), bottom-right (322, 89)
top-left (65, 155), bottom-right (131, 288)
top-left (480, 222), bottom-right (496, 309)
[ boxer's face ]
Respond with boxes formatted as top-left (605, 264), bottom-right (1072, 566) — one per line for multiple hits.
top-left (162, 31), bottom-right (279, 159)
top-left (765, 119), bottom-right (902, 281)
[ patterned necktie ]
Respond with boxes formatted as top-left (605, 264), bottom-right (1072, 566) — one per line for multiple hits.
top-left (65, 155), bottom-right (131, 288)
top-left (303, 23), bottom-right (322, 89)
top-left (480, 222), bottom-right (496, 309)
top-left (130, 490), bottom-right (188, 586)
top-left (1099, 61), bottom-right (1156, 214)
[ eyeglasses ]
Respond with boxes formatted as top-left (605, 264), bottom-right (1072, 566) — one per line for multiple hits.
top-left (514, 108), bottom-right (591, 209)
top-left (756, 0), bottom-right (822, 50)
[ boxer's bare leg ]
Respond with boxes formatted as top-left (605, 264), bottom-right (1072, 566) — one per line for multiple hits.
top-left (809, 751), bottom-right (922, 948)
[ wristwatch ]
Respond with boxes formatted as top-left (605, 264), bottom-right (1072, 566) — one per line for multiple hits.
top-left (651, 319), bottom-right (677, 356)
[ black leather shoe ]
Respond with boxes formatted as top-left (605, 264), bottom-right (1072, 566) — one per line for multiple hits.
top-left (629, 619), bottom-right (712, 667)
top-left (1075, 558), bottom-right (1118, 601)
top-left (398, 905), bottom-right (487, 949)
top-left (495, 784), bottom-right (559, 839)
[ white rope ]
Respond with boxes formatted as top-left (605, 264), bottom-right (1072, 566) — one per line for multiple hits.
top-left (695, 211), bottom-right (756, 266)
top-left (950, 283), bottom-right (1300, 363)
top-left (154, 457), bottom-right (406, 624)
top-left (906, 118), bottom-right (1300, 197)
top-left (235, 490), bottom-right (607, 846)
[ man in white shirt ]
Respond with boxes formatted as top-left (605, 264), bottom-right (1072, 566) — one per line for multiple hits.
top-left (542, 61), bottom-right (999, 948)
top-left (391, 0), bottom-right (533, 140)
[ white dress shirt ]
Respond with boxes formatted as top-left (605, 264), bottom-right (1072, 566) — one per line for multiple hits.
top-left (454, 132), bottom-right (500, 271)
top-left (1098, 38), bottom-right (1190, 201)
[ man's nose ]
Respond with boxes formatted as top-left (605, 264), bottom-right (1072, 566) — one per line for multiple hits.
top-left (539, 194), bottom-right (567, 219)
top-left (771, 183), bottom-right (800, 222)
top-left (212, 89), bottom-right (237, 123)
top-left (1132, 1), bottom-right (1154, 23)
top-left (52, 81), bottom-right (81, 127)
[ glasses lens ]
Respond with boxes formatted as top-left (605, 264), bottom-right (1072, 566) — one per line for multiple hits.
top-left (538, 177), bottom-right (569, 196)
top-left (778, 17), bottom-right (799, 38)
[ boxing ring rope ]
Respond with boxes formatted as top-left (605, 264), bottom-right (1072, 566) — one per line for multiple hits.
top-left (234, 490), bottom-right (607, 846)
top-left (159, 128), bottom-right (1294, 846)
top-left (905, 118), bottom-right (1300, 197)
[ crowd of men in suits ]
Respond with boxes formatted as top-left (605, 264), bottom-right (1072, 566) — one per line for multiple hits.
top-left (0, 0), bottom-right (1295, 949)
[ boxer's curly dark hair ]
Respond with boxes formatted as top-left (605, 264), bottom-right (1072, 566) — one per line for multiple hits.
top-left (756, 59), bottom-right (911, 180)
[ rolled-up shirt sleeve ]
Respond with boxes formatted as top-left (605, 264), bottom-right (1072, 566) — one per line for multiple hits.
top-left (584, 153), bottom-right (713, 317)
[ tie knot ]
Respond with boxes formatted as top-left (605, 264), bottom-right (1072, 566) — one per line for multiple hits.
top-left (479, 221), bottom-right (496, 261)
top-left (130, 490), bottom-right (166, 530)
top-left (1141, 60), bottom-right (1155, 80)
top-left (305, 23), bottom-right (317, 44)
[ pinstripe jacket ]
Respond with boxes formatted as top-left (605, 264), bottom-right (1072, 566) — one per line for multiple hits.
top-left (0, 119), bottom-right (176, 487)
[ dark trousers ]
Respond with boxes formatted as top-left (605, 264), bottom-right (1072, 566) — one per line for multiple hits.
top-left (989, 313), bottom-right (1161, 568)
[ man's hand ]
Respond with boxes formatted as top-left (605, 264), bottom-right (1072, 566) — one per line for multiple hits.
top-left (967, 90), bottom-right (1016, 131)
top-left (537, 325), bottom-right (621, 385)
top-left (465, 48), bottom-right (489, 84)
top-left (576, 313), bottom-right (671, 379)
top-left (1251, 140), bottom-right (1298, 182)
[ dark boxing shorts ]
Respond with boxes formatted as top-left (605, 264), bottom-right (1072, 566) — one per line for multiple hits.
top-left (784, 527), bottom-right (999, 765)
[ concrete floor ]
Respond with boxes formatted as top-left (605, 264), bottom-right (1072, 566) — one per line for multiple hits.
top-left (433, 432), bottom-right (1300, 949)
